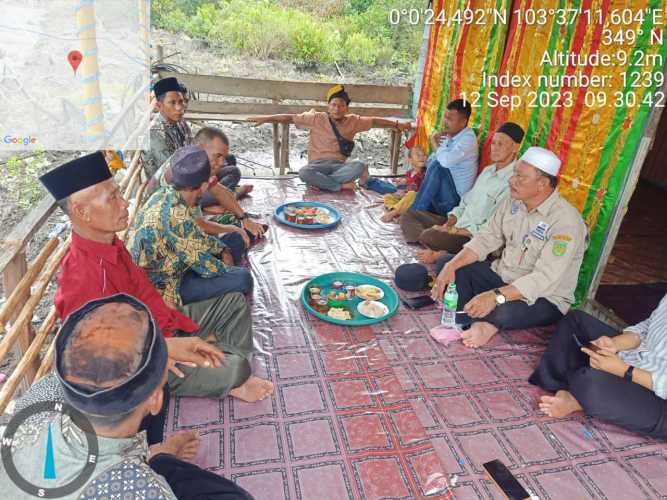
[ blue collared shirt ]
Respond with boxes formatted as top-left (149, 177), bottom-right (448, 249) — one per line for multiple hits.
top-left (435, 127), bottom-right (479, 196)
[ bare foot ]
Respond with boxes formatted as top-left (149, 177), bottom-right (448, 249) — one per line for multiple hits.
top-left (340, 182), bottom-right (357, 191)
top-left (416, 248), bottom-right (445, 264)
top-left (539, 390), bottom-right (583, 418)
top-left (381, 211), bottom-right (399, 223)
top-left (461, 321), bottom-right (498, 348)
top-left (149, 431), bottom-right (200, 462)
top-left (230, 375), bottom-right (274, 402)
top-left (236, 185), bottom-right (254, 197)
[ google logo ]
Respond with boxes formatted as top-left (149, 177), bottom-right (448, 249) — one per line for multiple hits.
top-left (3, 135), bottom-right (38, 146)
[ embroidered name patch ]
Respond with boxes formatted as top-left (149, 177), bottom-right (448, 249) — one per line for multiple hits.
top-left (531, 221), bottom-right (550, 240)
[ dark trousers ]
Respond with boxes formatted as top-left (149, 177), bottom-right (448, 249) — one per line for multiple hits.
top-left (435, 255), bottom-right (562, 330)
top-left (410, 157), bottom-right (461, 216)
top-left (529, 310), bottom-right (667, 439)
top-left (180, 267), bottom-right (253, 305)
top-left (140, 385), bottom-right (169, 446)
top-left (219, 232), bottom-right (246, 265)
top-left (149, 453), bottom-right (254, 500)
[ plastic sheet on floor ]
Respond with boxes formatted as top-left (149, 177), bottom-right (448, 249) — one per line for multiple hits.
top-left (166, 178), bottom-right (667, 500)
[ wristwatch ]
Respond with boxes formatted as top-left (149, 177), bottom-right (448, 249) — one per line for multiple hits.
top-left (624, 365), bottom-right (634, 382)
top-left (493, 289), bottom-right (506, 305)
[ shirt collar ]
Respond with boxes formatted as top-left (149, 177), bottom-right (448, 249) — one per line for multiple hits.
top-left (536, 189), bottom-right (561, 215)
top-left (447, 127), bottom-right (470, 143)
top-left (490, 159), bottom-right (516, 176)
top-left (71, 231), bottom-right (123, 265)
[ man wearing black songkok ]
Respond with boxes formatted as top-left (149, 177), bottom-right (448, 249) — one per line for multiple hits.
top-left (145, 77), bottom-right (194, 178)
top-left (0, 294), bottom-right (253, 499)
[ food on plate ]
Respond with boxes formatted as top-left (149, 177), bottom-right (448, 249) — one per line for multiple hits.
top-left (358, 300), bottom-right (389, 319)
top-left (332, 280), bottom-right (343, 289)
top-left (309, 287), bottom-right (321, 294)
top-left (328, 290), bottom-right (347, 302)
top-left (356, 284), bottom-right (384, 301)
top-left (328, 307), bottom-right (352, 321)
top-left (344, 285), bottom-right (356, 300)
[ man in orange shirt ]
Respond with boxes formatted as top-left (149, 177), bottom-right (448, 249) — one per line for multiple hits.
top-left (250, 85), bottom-right (411, 192)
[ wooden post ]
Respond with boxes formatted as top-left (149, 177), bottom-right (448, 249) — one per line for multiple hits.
top-left (272, 123), bottom-right (280, 172)
top-left (156, 44), bottom-right (164, 64)
top-left (2, 251), bottom-right (36, 392)
top-left (280, 122), bottom-right (290, 175)
top-left (390, 129), bottom-right (401, 174)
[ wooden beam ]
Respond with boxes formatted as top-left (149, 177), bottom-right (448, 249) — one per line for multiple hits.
top-left (0, 195), bottom-right (57, 275)
top-left (0, 240), bottom-right (69, 368)
top-left (272, 123), bottom-right (280, 172)
top-left (0, 307), bottom-right (57, 414)
top-left (186, 101), bottom-right (408, 118)
top-left (279, 123), bottom-right (290, 175)
top-left (389, 129), bottom-right (402, 174)
top-left (2, 250), bottom-right (36, 392)
top-left (0, 238), bottom-right (59, 332)
top-left (158, 71), bottom-right (412, 105)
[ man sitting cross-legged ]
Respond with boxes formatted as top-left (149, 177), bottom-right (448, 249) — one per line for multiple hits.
top-left (0, 294), bottom-right (253, 499)
top-left (396, 147), bottom-right (587, 348)
top-left (416, 122), bottom-right (524, 263)
top-left (399, 98), bottom-right (479, 242)
top-left (127, 145), bottom-right (254, 305)
top-left (529, 296), bottom-right (667, 440)
top-left (39, 152), bottom-right (272, 402)
top-left (250, 84), bottom-right (411, 192)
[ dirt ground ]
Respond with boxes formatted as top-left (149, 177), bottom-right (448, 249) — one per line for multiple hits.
top-left (0, 29), bottom-right (415, 383)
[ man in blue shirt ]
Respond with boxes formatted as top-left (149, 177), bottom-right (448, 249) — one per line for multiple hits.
top-left (401, 99), bottom-right (479, 243)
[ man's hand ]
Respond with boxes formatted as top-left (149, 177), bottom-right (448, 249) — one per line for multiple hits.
top-left (242, 218), bottom-right (266, 239)
top-left (432, 224), bottom-right (450, 233)
top-left (464, 291), bottom-right (497, 318)
top-left (590, 335), bottom-right (618, 354)
top-left (452, 227), bottom-right (472, 238)
top-left (447, 214), bottom-right (458, 227)
top-left (431, 263), bottom-right (456, 300)
top-left (166, 336), bottom-right (225, 378)
top-left (232, 225), bottom-right (251, 249)
top-left (581, 347), bottom-right (628, 377)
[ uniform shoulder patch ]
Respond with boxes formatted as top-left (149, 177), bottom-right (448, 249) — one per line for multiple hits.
top-left (552, 239), bottom-right (569, 256)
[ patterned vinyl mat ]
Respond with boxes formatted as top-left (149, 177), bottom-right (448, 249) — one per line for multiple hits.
top-left (166, 179), bottom-right (667, 500)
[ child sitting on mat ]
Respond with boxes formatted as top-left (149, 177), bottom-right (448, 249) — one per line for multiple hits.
top-left (381, 145), bottom-right (427, 223)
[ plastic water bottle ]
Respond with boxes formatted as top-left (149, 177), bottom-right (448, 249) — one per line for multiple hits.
top-left (441, 283), bottom-right (458, 327)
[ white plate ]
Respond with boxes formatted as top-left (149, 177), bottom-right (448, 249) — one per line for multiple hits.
top-left (357, 300), bottom-right (389, 319)
top-left (355, 285), bottom-right (384, 301)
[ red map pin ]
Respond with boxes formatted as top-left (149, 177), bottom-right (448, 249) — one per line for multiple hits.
top-left (67, 50), bottom-right (83, 73)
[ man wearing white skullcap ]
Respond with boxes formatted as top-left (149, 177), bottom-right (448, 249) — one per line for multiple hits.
top-left (427, 146), bottom-right (587, 348)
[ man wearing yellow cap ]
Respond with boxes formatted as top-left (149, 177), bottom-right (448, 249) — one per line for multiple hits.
top-left (398, 147), bottom-right (588, 348)
top-left (250, 85), bottom-right (411, 191)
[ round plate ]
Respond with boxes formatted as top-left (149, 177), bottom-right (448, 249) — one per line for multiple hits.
top-left (356, 285), bottom-right (384, 301)
top-left (357, 300), bottom-right (389, 319)
top-left (302, 272), bottom-right (399, 326)
top-left (274, 201), bottom-right (341, 230)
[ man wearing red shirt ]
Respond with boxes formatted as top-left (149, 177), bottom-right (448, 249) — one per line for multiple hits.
top-left (40, 152), bottom-right (273, 402)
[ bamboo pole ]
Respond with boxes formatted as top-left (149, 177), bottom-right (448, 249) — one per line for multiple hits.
top-left (119, 150), bottom-right (142, 192)
top-left (76, 0), bottom-right (106, 144)
top-left (120, 179), bottom-right (149, 242)
top-left (35, 334), bottom-right (57, 382)
top-left (0, 238), bottom-right (59, 333)
top-left (0, 240), bottom-right (69, 364)
top-left (0, 307), bottom-right (58, 415)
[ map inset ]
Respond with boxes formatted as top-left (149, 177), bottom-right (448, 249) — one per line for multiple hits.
top-left (0, 0), bottom-right (150, 151)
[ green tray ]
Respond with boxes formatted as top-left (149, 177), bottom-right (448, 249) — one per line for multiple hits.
top-left (302, 272), bottom-right (399, 326)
